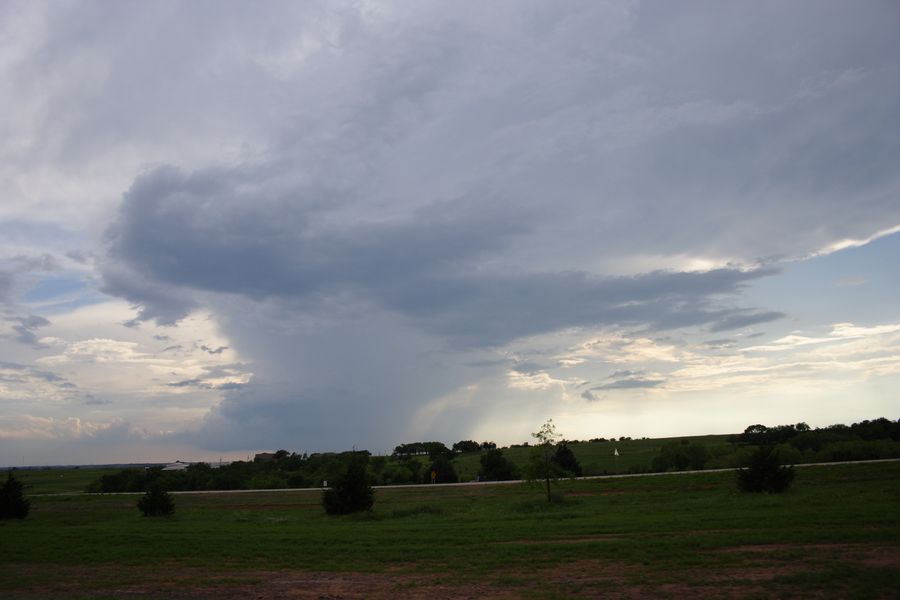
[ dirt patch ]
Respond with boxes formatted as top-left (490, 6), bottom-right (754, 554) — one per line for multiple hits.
top-left (564, 492), bottom-right (597, 497)
top-left (7, 544), bottom-right (900, 599)
top-left (5, 565), bottom-right (519, 600)
top-left (720, 542), bottom-right (900, 566)
top-left (721, 543), bottom-right (846, 554)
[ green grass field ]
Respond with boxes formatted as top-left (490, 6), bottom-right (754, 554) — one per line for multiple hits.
top-left (453, 434), bottom-right (733, 480)
top-left (2, 461), bottom-right (898, 599)
top-left (12, 467), bottom-right (121, 495)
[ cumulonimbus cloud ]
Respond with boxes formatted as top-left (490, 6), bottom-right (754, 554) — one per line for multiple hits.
top-left (13, 0), bottom-right (895, 452)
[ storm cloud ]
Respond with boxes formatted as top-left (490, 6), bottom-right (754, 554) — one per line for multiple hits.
top-left (2, 1), bottom-right (899, 459)
top-left (103, 162), bottom-right (785, 346)
top-left (90, 0), bottom-right (900, 450)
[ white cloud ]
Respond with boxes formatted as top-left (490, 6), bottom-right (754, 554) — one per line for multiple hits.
top-left (0, 415), bottom-right (130, 441)
top-left (39, 338), bottom-right (148, 365)
top-left (506, 369), bottom-right (572, 391)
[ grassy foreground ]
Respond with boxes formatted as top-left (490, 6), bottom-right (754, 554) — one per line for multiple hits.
top-left (2, 461), bottom-right (899, 599)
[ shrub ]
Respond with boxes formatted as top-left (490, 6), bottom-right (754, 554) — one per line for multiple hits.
top-left (0, 471), bottom-right (30, 519)
top-left (552, 442), bottom-right (583, 477)
top-left (737, 446), bottom-right (795, 493)
top-left (137, 484), bottom-right (175, 516)
top-left (322, 453), bottom-right (374, 515)
top-left (652, 442), bottom-right (709, 472)
top-left (478, 448), bottom-right (519, 481)
top-left (425, 454), bottom-right (458, 484)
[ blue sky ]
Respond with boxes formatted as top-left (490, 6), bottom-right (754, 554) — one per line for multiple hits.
top-left (1, 1), bottom-right (898, 465)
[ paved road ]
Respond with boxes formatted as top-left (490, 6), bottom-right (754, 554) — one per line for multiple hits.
top-left (35, 457), bottom-right (900, 496)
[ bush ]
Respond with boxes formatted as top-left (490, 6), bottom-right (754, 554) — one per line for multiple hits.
top-left (425, 454), bottom-right (458, 484)
top-left (737, 446), bottom-right (795, 493)
top-left (137, 484), bottom-right (175, 516)
top-left (552, 442), bottom-right (583, 477)
top-left (478, 448), bottom-right (519, 481)
top-left (0, 471), bottom-right (30, 519)
top-left (322, 453), bottom-right (374, 515)
top-left (652, 442), bottom-right (709, 472)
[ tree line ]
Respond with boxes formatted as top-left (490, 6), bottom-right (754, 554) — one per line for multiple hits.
top-left (85, 417), bottom-right (899, 494)
top-left (651, 417), bottom-right (900, 473)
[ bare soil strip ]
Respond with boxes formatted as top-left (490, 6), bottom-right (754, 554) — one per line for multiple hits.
top-left (7, 543), bottom-right (899, 599)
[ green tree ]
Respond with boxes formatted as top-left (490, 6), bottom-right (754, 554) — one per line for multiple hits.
top-left (426, 454), bottom-right (459, 484)
top-left (452, 440), bottom-right (481, 453)
top-left (651, 441), bottom-right (709, 472)
top-left (322, 452), bottom-right (375, 515)
top-left (478, 448), bottom-right (519, 481)
top-left (137, 483), bottom-right (175, 516)
top-left (0, 471), bottom-right (30, 519)
top-left (526, 419), bottom-right (566, 502)
top-left (552, 442), bottom-right (583, 477)
top-left (737, 446), bottom-right (795, 493)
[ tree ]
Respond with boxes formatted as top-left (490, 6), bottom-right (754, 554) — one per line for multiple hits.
top-left (392, 441), bottom-right (451, 460)
top-left (426, 454), bottom-right (459, 484)
top-left (137, 483), bottom-right (175, 516)
top-left (651, 442), bottom-right (709, 472)
top-left (322, 452), bottom-right (374, 515)
top-left (452, 440), bottom-right (481, 454)
top-left (478, 448), bottom-right (519, 481)
top-left (737, 446), bottom-right (795, 493)
top-left (0, 471), bottom-right (30, 519)
top-left (739, 424), bottom-right (769, 445)
top-left (552, 442), bottom-right (582, 477)
top-left (526, 419), bottom-right (566, 502)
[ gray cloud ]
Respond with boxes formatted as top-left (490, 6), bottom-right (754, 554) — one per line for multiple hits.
top-left (591, 378), bottom-right (664, 391)
top-left (609, 370), bottom-right (643, 380)
top-left (83, 397), bottom-right (112, 406)
top-left (510, 361), bottom-right (552, 375)
top-left (0, 361), bottom-right (82, 401)
top-left (65, 250), bottom-right (91, 265)
top-left (103, 166), bottom-right (783, 348)
top-left (0, 253), bottom-right (60, 306)
top-left (0, 254), bottom-right (70, 350)
top-left (0, 271), bottom-right (13, 305)
top-left (6, 1), bottom-right (896, 454)
top-left (199, 345), bottom-right (228, 355)
top-left (703, 338), bottom-right (737, 349)
top-left (172, 383), bottom-right (377, 451)
top-left (7, 314), bottom-right (51, 348)
top-left (710, 310), bottom-right (786, 333)
top-left (167, 378), bottom-right (203, 388)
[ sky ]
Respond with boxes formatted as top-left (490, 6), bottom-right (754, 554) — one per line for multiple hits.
top-left (1, 0), bottom-right (898, 466)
